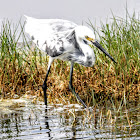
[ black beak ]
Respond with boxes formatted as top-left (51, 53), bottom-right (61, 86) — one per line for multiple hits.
top-left (92, 41), bottom-right (117, 63)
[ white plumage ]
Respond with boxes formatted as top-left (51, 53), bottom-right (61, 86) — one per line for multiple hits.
top-left (24, 16), bottom-right (97, 67)
top-left (24, 16), bottom-right (77, 52)
top-left (24, 15), bottom-right (116, 108)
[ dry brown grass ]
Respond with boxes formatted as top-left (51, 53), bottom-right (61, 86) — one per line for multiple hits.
top-left (0, 58), bottom-right (139, 106)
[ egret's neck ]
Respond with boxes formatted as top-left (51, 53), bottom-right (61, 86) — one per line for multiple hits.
top-left (75, 34), bottom-right (96, 67)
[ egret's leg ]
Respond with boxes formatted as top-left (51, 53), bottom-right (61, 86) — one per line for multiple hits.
top-left (69, 62), bottom-right (74, 89)
top-left (42, 57), bottom-right (54, 106)
top-left (69, 62), bottom-right (87, 108)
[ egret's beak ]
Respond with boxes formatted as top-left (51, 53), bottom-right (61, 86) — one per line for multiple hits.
top-left (92, 41), bottom-right (117, 63)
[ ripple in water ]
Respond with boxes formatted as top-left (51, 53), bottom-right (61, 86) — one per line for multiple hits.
top-left (0, 98), bottom-right (139, 139)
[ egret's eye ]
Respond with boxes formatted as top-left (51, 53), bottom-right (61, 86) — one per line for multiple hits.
top-left (85, 36), bottom-right (89, 39)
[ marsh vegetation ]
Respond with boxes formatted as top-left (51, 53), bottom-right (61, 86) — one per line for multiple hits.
top-left (0, 13), bottom-right (139, 139)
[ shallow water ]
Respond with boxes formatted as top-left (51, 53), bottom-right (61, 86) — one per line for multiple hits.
top-left (0, 98), bottom-right (139, 140)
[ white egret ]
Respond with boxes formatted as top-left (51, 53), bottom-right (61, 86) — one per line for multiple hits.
top-left (24, 16), bottom-right (116, 108)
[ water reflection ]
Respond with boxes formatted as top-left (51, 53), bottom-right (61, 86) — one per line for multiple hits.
top-left (0, 99), bottom-right (139, 139)
top-left (44, 108), bottom-right (51, 139)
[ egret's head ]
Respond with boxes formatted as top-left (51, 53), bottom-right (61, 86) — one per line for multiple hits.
top-left (75, 26), bottom-right (117, 63)
top-left (75, 26), bottom-right (95, 45)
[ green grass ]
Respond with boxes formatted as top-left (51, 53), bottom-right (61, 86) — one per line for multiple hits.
top-left (0, 20), bottom-right (44, 98)
top-left (89, 12), bottom-right (139, 101)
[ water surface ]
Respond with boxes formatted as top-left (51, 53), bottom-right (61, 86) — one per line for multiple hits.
top-left (0, 98), bottom-right (139, 139)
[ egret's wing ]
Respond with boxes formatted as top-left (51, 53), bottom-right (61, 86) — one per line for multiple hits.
top-left (24, 15), bottom-right (77, 56)
top-left (24, 15), bottom-right (77, 40)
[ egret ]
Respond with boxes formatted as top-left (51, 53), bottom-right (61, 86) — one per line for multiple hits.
top-left (24, 16), bottom-right (116, 108)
